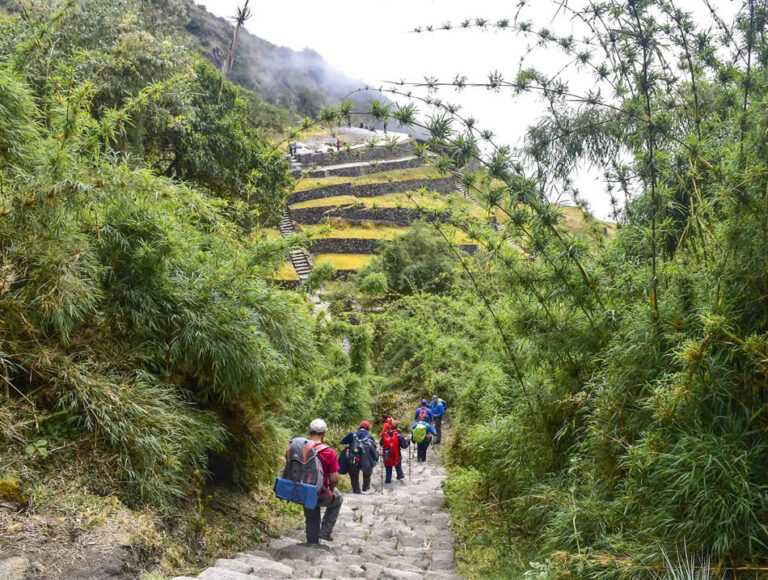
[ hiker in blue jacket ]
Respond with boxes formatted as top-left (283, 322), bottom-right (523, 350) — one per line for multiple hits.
top-left (413, 399), bottom-right (433, 423)
top-left (429, 394), bottom-right (446, 444)
top-left (411, 419), bottom-right (436, 462)
top-left (341, 421), bottom-right (378, 494)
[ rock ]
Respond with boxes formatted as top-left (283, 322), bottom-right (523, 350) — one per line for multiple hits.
top-left (431, 549), bottom-right (454, 564)
top-left (269, 536), bottom-right (302, 551)
top-left (430, 559), bottom-right (455, 571)
top-left (197, 568), bottom-right (256, 580)
top-left (336, 554), bottom-right (366, 568)
top-left (238, 556), bottom-right (294, 578)
top-left (398, 533), bottom-right (426, 549)
top-left (378, 568), bottom-right (424, 580)
top-left (0, 557), bottom-right (30, 580)
top-left (213, 559), bottom-right (254, 574)
top-left (243, 549), bottom-right (272, 559)
top-left (362, 562), bottom-right (384, 580)
top-left (423, 573), bottom-right (462, 580)
top-left (274, 542), bottom-right (330, 562)
top-left (346, 564), bottom-right (367, 577)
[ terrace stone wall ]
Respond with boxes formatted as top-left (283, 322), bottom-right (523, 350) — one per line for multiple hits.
top-left (309, 238), bottom-right (379, 254)
top-left (290, 206), bottom-right (426, 227)
top-left (309, 237), bottom-right (478, 255)
top-left (289, 177), bottom-right (457, 205)
top-left (297, 140), bottom-right (416, 166)
top-left (306, 156), bottom-right (424, 179)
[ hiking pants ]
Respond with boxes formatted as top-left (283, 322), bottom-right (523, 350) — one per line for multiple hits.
top-left (348, 466), bottom-right (372, 493)
top-left (434, 415), bottom-right (443, 444)
top-left (304, 488), bottom-right (343, 543)
top-left (417, 439), bottom-right (430, 461)
top-left (384, 462), bottom-right (404, 483)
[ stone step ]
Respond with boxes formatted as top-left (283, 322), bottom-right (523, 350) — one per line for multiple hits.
top-left (179, 435), bottom-right (460, 579)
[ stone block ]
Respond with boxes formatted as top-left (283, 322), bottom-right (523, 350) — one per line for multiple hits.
top-left (232, 556), bottom-right (293, 578)
top-left (274, 542), bottom-right (330, 562)
top-left (431, 549), bottom-right (454, 563)
top-left (198, 567), bottom-right (256, 580)
top-left (213, 558), bottom-right (254, 574)
top-left (378, 568), bottom-right (424, 580)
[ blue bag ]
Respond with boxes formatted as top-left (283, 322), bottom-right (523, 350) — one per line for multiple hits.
top-left (274, 477), bottom-right (318, 510)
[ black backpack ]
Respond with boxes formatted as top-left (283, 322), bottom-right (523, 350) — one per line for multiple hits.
top-left (349, 433), bottom-right (365, 468)
top-left (360, 436), bottom-right (379, 470)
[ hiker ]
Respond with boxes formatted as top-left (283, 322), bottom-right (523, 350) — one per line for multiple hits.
top-left (380, 419), bottom-right (410, 483)
top-left (411, 418), bottom-right (436, 462)
top-left (304, 419), bottom-right (342, 543)
top-left (413, 399), bottom-right (433, 424)
top-left (336, 138), bottom-right (341, 151)
top-left (341, 421), bottom-right (378, 494)
top-left (378, 414), bottom-right (393, 438)
top-left (429, 394), bottom-right (446, 444)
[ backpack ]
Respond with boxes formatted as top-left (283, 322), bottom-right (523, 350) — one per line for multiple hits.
top-left (360, 436), bottom-right (379, 470)
top-left (283, 438), bottom-right (327, 494)
top-left (349, 433), bottom-right (365, 468)
top-left (412, 422), bottom-right (428, 443)
top-left (417, 408), bottom-right (429, 422)
top-left (382, 429), bottom-right (400, 467)
top-left (275, 438), bottom-right (329, 509)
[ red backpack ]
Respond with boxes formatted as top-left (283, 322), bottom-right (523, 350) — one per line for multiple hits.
top-left (417, 408), bottom-right (429, 422)
top-left (382, 429), bottom-right (400, 466)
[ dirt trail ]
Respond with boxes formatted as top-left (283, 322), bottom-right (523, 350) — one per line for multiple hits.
top-left (174, 444), bottom-right (460, 580)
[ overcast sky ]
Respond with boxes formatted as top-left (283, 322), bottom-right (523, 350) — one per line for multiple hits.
top-left (197, 0), bottom-right (742, 220)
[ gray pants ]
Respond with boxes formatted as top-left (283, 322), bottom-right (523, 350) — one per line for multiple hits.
top-left (303, 488), bottom-right (343, 544)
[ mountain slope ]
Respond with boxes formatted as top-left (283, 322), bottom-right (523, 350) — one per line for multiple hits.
top-left (184, 1), bottom-right (381, 117)
top-left (0, 0), bottom-right (382, 118)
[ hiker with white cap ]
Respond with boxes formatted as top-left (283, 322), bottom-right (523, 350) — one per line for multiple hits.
top-left (304, 418), bottom-right (343, 543)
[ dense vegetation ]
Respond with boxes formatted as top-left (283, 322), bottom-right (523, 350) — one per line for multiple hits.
top-left (318, 0), bottom-right (768, 577)
top-left (4, 0), bottom-right (768, 578)
top-left (0, 0), bottom-right (374, 574)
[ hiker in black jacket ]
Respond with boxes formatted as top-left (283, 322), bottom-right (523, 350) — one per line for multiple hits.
top-left (341, 421), bottom-right (379, 494)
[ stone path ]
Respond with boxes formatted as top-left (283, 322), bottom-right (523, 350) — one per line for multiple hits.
top-left (174, 445), bottom-right (461, 580)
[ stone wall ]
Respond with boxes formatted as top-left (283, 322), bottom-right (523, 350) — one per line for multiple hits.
top-left (306, 156), bottom-right (424, 179)
top-left (309, 238), bottom-right (379, 254)
top-left (309, 237), bottom-right (478, 255)
top-left (297, 140), bottom-right (416, 166)
top-left (289, 177), bottom-right (456, 205)
top-left (290, 206), bottom-right (425, 227)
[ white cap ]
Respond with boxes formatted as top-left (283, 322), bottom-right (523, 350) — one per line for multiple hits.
top-left (309, 418), bottom-right (328, 434)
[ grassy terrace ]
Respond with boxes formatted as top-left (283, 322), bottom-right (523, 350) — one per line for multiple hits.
top-left (314, 254), bottom-right (374, 270)
top-left (290, 191), bottom-right (488, 218)
top-left (274, 261), bottom-right (299, 281)
top-left (293, 165), bottom-right (441, 192)
top-left (303, 220), bottom-right (471, 243)
top-left (258, 227), bottom-right (282, 240)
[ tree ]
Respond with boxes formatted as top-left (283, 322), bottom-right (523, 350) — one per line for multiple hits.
top-left (374, 226), bottom-right (458, 295)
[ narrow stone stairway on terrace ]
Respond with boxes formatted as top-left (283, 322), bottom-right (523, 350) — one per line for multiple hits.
top-left (279, 210), bottom-right (313, 280)
top-left (173, 445), bottom-right (461, 580)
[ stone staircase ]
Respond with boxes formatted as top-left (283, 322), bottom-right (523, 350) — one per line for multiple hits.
top-left (173, 445), bottom-right (461, 580)
top-left (279, 210), bottom-right (313, 280)
top-left (456, 183), bottom-right (503, 233)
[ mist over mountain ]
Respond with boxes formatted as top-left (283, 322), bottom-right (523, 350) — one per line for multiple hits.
top-left (0, 0), bottom-right (386, 118)
top-left (184, 1), bottom-right (386, 117)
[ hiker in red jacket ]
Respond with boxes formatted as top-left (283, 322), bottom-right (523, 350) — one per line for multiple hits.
top-left (379, 419), bottom-right (410, 483)
top-left (378, 414), bottom-right (393, 438)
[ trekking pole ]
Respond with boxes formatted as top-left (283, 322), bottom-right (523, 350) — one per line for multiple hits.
top-left (408, 440), bottom-right (412, 482)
